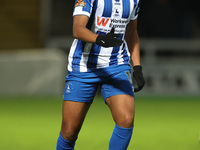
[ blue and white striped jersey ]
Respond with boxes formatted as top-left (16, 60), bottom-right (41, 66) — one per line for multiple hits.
top-left (68, 0), bottom-right (141, 72)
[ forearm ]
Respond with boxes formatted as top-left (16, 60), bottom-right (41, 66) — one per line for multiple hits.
top-left (73, 25), bottom-right (98, 43)
top-left (125, 32), bottom-right (141, 66)
top-left (131, 37), bottom-right (141, 66)
top-left (73, 15), bottom-right (98, 43)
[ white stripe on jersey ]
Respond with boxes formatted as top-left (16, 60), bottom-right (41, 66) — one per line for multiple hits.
top-left (73, 7), bottom-right (91, 17)
top-left (96, 47), bottom-right (113, 69)
top-left (96, 0), bottom-right (114, 69)
top-left (117, 39), bottom-right (130, 65)
top-left (68, 39), bottom-right (78, 72)
top-left (79, 43), bottom-right (93, 72)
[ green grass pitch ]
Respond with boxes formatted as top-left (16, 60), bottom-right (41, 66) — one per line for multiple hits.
top-left (0, 95), bottom-right (199, 150)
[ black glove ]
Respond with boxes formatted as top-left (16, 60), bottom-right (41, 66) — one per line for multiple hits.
top-left (96, 27), bottom-right (123, 47)
top-left (133, 65), bottom-right (145, 92)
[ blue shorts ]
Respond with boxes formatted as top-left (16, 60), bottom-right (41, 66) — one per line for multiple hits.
top-left (63, 64), bottom-right (134, 103)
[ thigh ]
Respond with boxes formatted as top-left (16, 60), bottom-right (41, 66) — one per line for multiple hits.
top-left (61, 101), bottom-right (91, 140)
top-left (106, 94), bottom-right (135, 128)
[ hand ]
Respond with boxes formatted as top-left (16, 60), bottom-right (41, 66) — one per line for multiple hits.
top-left (95, 27), bottom-right (123, 47)
top-left (133, 65), bottom-right (145, 92)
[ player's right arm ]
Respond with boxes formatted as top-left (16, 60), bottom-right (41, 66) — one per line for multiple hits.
top-left (73, 15), bottom-right (98, 43)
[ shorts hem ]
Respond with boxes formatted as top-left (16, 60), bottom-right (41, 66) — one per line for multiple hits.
top-left (63, 98), bottom-right (93, 103)
top-left (104, 93), bottom-right (135, 101)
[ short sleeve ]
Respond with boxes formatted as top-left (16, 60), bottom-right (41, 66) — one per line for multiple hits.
top-left (130, 0), bottom-right (141, 20)
top-left (73, 0), bottom-right (94, 18)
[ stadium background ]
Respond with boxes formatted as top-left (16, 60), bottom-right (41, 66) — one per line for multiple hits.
top-left (0, 0), bottom-right (200, 150)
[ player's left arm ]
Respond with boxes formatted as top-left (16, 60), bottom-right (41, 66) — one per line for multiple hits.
top-left (125, 19), bottom-right (140, 66)
top-left (125, 19), bottom-right (145, 92)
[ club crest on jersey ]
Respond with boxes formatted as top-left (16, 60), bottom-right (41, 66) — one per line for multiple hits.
top-left (75, 0), bottom-right (85, 7)
top-left (113, 6), bottom-right (121, 17)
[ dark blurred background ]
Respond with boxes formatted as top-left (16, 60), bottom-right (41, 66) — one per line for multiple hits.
top-left (139, 0), bottom-right (200, 38)
top-left (0, 0), bottom-right (200, 50)
top-left (0, 0), bottom-right (200, 96)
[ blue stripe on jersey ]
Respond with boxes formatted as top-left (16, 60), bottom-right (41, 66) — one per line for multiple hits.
top-left (83, 0), bottom-right (92, 12)
top-left (122, 0), bottom-right (130, 18)
top-left (102, 0), bottom-right (112, 17)
top-left (134, 0), bottom-right (137, 8)
top-left (86, 0), bottom-right (97, 30)
top-left (109, 46), bottom-right (120, 65)
top-left (121, 43), bottom-right (129, 62)
top-left (72, 41), bottom-right (86, 72)
top-left (109, 34), bottom-right (123, 65)
top-left (87, 31), bottom-right (104, 69)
